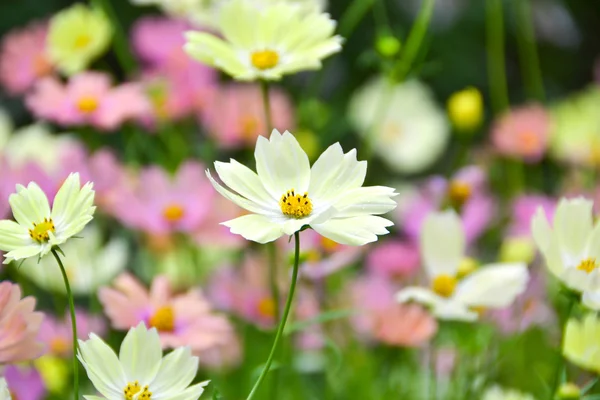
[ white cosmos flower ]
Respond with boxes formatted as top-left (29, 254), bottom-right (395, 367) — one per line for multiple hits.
top-left (206, 129), bottom-right (397, 245)
top-left (18, 224), bottom-right (127, 295)
top-left (531, 197), bottom-right (600, 309)
top-left (78, 323), bottom-right (209, 400)
top-left (184, 0), bottom-right (342, 81)
top-left (396, 210), bottom-right (529, 321)
top-left (0, 173), bottom-right (95, 264)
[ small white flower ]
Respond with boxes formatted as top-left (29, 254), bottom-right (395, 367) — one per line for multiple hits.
top-left (78, 323), bottom-right (209, 400)
top-left (0, 173), bottom-right (95, 264)
top-left (18, 224), bottom-right (127, 295)
top-left (396, 210), bottom-right (529, 321)
top-left (184, 0), bottom-right (342, 81)
top-left (531, 197), bottom-right (600, 309)
top-left (206, 129), bottom-right (397, 245)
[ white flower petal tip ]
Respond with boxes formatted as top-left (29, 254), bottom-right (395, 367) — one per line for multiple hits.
top-left (79, 323), bottom-right (204, 399)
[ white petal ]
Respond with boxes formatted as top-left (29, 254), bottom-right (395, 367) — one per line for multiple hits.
top-left (51, 173), bottom-right (95, 235)
top-left (554, 197), bottom-right (593, 262)
top-left (78, 335), bottom-right (127, 397)
top-left (0, 220), bottom-right (30, 252)
top-left (255, 130), bottom-right (311, 199)
top-left (3, 244), bottom-right (42, 264)
top-left (560, 267), bottom-right (590, 292)
top-left (420, 211), bottom-right (464, 278)
top-left (150, 347), bottom-right (199, 394)
top-left (453, 263), bottom-right (529, 308)
top-left (119, 323), bottom-right (162, 385)
top-left (582, 291), bottom-right (600, 310)
top-left (311, 215), bottom-right (392, 246)
top-left (222, 214), bottom-right (284, 243)
top-left (164, 380), bottom-right (210, 400)
top-left (214, 160), bottom-right (275, 206)
top-left (396, 286), bottom-right (477, 321)
top-left (330, 186), bottom-right (397, 218)
top-left (308, 144), bottom-right (366, 202)
top-left (531, 207), bottom-right (552, 252)
top-left (9, 182), bottom-right (51, 227)
top-left (206, 170), bottom-right (274, 216)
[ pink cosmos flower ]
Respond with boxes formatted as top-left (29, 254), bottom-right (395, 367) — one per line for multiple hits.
top-left (111, 161), bottom-right (215, 235)
top-left (398, 165), bottom-right (495, 245)
top-left (294, 287), bottom-right (325, 351)
top-left (366, 240), bottom-right (420, 280)
top-left (491, 104), bottom-right (551, 162)
top-left (0, 21), bottom-right (53, 95)
top-left (200, 84), bottom-right (295, 148)
top-left (488, 269), bottom-right (555, 334)
top-left (208, 254), bottom-right (280, 329)
top-left (26, 72), bottom-right (151, 131)
top-left (99, 273), bottom-right (235, 360)
top-left (281, 229), bottom-right (362, 280)
top-left (0, 281), bottom-right (45, 363)
top-left (348, 274), bottom-right (437, 347)
top-left (508, 195), bottom-right (556, 238)
top-left (38, 309), bottom-right (106, 357)
top-left (4, 365), bottom-right (46, 400)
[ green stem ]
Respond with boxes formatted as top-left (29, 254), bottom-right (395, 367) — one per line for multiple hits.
top-left (550, 297), bottom-right (576, 399)
top-left (90, 0), bottom-right (136, 74)
top-left (514, 0), bottom-right (545, 102)
top-left (52, 249), bottom-right (79, 400)
top-left (486, 0), bottom-right (510, 115)
top-left (392, 0), bottom-right (436, 81)
top-left (246, 232), bottom-right (301, 400)
top-left (260, 80), bottom-right (273, 133)
top-left (266, 242), bottom-right (280, 400)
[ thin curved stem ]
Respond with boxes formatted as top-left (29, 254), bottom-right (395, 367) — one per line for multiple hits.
top-left (486, 0), bottom-right (510, 114)
top-left (52, 248), bottom-right (79, 400)
top-left (514, 0), bottom-right (545, 102)
top-left (246, 232), bottom-right (301, 400)
top-left (260, 80), bottom-right (273, 133)
top-left (550, 297), bottom-right (576, 399)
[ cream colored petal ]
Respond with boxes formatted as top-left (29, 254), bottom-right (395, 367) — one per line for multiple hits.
top-left (0, 220), bottom-right (30, 252)
top-left (222, 214), bottom-right (284, 244)
top-left (119, 323), bottom-right (162, 385)
top-left (3, 244), bottom-right (42, 264)
top-left (9, 182), bottom-right (51, 227)
top-left (452, 263), bottom-right (529, 308)
top-left (396, 286), bottom-right (477, 321)
top-left (150, 347), bottom-right (198, 393)
top-left (420, 211), bottom-right (464, 279)
top-left (51, 174), bottom-right (95, 234)
top-left (330, 186), bottom-right (397, 218)
top-left (206, 169), bottom-right (274, 216)
top-left (165, 380), bottom-right (210, 400)
top-left (77, 334), bottom-right (127, 397)
top-left (582, 291), bottom-right (600, 310)
top-left (311, 215), bottom-right (392, 246)
top-left (554, 197), bottom-right (593, 261)
top-left (560, 267), bottom-right (589, 292)
top-left (214, 160), bottom-right (275, 207)
top-left (255, 130), bottom-right (311, 199)
top-left (531, 207), bottom-right (552, 252)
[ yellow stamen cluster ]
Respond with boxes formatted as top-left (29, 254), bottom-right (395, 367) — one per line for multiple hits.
top-left (50, 337), bottom-right (70, 355)
top-left (448, 180), bottom-right (471, 207)
top-left (29, 218), bottom-right (55, 243)
top-left (77, 96), bottom-right (99, 113)
top-left (239, 115), bottom-right (259, 139)
top-left (431, 274), bottom-right (457, 298)
top-left (280, 189), bottom-right (312, 219)
top-left (163, 204), bottom-right (185, 223)
top-left (577, 257), bottom-right (598, 274)
top-left (148, 306), bottom-right (175, 332)
top-left (250, 50), bottom-right (279, 70)
top-left (257, 297), bottom-right (276, 319)
top-left (124, 381), bottom-right (152, 400)
top-left (74, 34), bottom-right (91, 49)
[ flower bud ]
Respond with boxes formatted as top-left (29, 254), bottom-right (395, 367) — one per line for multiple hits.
top-left (447, 87), bottom-right (483, 133)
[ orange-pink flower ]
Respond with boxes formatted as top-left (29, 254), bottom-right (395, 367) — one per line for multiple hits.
top-left (372, 304), bottom-right (438, 347)
top-left (0, 281), bottom-right (45, 363)
top-left (98, 273), bottom-right (238, 365)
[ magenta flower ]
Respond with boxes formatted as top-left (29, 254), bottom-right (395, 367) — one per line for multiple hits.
top-left (0, 21), bottom-right (53, 95)
top-left (348, 274), bottom-right (437, 347)
top-left (38, 309), bottom-right (106, 357)
top-left (26, 72), bottom-right (150, 131)
top-left (398, 165), bottom-right (495, 245)
top-left (111, 161), bottom-right (215, 235)
top-left (0, 281), bottom-right (45, 363)
top-left (4, 365), bottom-right (46, 400)
top-left (99, 273), bottom-right (236, 360)
top-left (491, 104), bottom-right (551, 162)
top-left (366, 240), bottom-right (420, 280)
top-left (200, 84), bottom-right (295, 148)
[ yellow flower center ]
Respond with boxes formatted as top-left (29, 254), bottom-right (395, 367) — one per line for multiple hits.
top-left (257, 297), bottom-right (276, 319)
top-left (239, 115), bottom-right (259, 139)
top-left (29, 218), bottom-right (55, 243)
top-left (280, 189), bottom-right (312, 219)
top-left (250, 50), bottom-right (279, 70)
top-left (50, 338), bottom-right (70, 355)
top-left (148, 306), bottom-right (175, 332)
top-left (577, 257), bottom-right (598, 274)
top-left (77, 96), bottom-right (99, 113)
top-left (74, 34), bottom-right (91, 49)
top-left (163, 203), bottom-right (185, 223)
top-left (431, 274), bottom-right (457, 298)
top-left (448, 180), bottom-right (471, 206)
top-left (124, 381), bottom-right (152, 400)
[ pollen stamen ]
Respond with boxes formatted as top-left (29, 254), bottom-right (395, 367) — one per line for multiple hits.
top-left (29, 218), bottom-right (55, 243)
top-left (250, 49), bottom-right (279, 70)
top-left (577, 257), bottom-right (598, 274)
top-left (280, 188), bottom-right (312, 219)
top-left (124, 381), bottom-right (152, 400)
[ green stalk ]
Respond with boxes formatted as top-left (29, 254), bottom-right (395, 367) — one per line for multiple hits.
top-left (550, 297), bottom-right (576, 399)
top-left (486, 0), bottom-right (510, 114)
top-left (246, 232), bottom-right (301, 400)
top-left (260, 80), bottom-right (274, 133)
top-left (392, 0), bottom-right (436, 81)
top-left (52, 249), bottom-right (79, 400)
top-left (90, 0), bottom-right (136, 74)
top-left (514, 0), bottom-right (545, 102)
